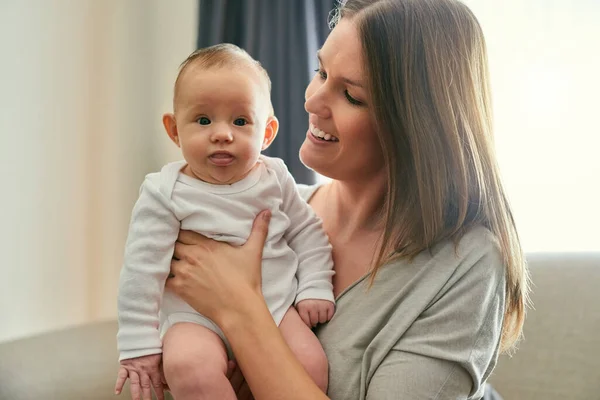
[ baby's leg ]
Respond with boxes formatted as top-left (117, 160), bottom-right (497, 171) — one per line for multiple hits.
top-left (279, 307), bottom-right (329, 392)
top-left (162, 322), bottom-right (235, 400)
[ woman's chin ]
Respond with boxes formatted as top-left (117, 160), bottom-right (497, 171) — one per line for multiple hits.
top-left (299, 141), bottom-right (315, 168)
top-left (299, 141), bottom-right (330, 178)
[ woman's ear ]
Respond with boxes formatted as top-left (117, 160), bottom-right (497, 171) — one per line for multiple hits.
top-left (262, 116), bottom-right (279, 150)
top-left (162, 113), bottom-right (180, 147)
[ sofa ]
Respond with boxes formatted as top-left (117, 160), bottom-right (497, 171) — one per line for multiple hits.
top-left (1, 252), bottom-right (599, 400)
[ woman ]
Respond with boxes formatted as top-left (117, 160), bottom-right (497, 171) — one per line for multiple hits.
top-left (166, 0), bottom-right (530, 398)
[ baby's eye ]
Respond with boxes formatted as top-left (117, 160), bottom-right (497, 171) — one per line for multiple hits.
top-left (233, 118), bottom-right (247, 126)
top-left (197, 117), bottom-right (211, 125)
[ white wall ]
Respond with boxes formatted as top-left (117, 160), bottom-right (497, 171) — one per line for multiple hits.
top-left (0, 0), bottom-right (196, 342)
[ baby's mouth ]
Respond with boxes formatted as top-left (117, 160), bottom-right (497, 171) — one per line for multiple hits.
top-left (209, 152), bottom-right (235, 166)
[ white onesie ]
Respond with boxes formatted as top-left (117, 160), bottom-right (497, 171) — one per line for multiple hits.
top-left (117, 156), bottom-right (335, 361)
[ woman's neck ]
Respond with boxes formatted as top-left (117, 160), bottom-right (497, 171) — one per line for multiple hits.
top-left (323, 173), bottom-right (386, 239)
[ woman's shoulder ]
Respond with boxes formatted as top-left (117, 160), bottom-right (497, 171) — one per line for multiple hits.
top-left (334, 226), bottom-right (505, 309)
top-left (454, 225), bottom-right (501, 256)
top-left (384, 225), bottom-right (506, 316)
top-left (413, 225), bottom-right (504, 277)
top-left (376, 225), bottom-right (505, 303)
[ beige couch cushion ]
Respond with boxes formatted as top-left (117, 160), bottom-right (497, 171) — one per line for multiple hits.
top-left (0, 320), bottom-right (122, 399)
top-left (490, 252), bottom-right (600, 399)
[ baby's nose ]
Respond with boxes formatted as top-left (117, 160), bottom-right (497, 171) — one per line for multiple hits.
top-left (210, 129), bottom-right (233, 143)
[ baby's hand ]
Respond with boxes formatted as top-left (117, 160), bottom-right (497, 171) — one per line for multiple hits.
top-left (115, 353), bottom-right (166, 400)
top-left (296, 299), bottom-right (335, 328)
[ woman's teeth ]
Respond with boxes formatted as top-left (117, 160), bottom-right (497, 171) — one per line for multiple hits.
top-left (310, 124), bottom-right (339, 142)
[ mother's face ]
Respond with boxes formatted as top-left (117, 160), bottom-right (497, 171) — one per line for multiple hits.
top-left (300, 19), bottom-right (384, 182)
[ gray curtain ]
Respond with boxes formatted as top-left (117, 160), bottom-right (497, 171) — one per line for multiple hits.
top-left (197, 0), bottom-right (337, 184)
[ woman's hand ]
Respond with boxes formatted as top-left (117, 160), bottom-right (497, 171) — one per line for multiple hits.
top-left (165, 210), bottom-right (271, 327)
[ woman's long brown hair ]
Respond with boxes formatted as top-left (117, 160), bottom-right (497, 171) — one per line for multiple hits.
top-left (333, 0), bottom-right (530, 353)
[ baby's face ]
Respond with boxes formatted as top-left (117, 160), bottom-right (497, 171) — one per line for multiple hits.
top-left (173, 66), bottom-right (272, 184)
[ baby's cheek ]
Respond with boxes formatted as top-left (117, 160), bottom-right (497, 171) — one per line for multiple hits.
top-left (240, 140), bottom-right (262, 161)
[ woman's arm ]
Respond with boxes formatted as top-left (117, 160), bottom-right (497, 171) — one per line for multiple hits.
top-left (220, 290), bottom-right (328, 400)
top-left (165, 211), bottom-right (328, 400)
top-left (366, 349), bottom-right (472, 399)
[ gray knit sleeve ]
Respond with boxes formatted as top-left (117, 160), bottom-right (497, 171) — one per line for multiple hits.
top-left (366, 236), bottom-right (506, 400)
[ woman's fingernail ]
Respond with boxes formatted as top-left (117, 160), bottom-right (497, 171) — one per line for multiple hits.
top-left (263, 210), bottom-right (271, 221)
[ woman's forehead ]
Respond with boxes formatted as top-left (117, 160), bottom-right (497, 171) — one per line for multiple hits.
top-left (320, 19), bottom-right (365, 81)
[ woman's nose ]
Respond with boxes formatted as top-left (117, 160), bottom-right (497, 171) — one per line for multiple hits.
top-left (304, 82), bottom-right (332, 119)
top-left (210, 128), bottom-right (233, 143)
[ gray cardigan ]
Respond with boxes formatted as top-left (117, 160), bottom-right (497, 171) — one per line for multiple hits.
top-left (298, 184), bottom-right (505, 400)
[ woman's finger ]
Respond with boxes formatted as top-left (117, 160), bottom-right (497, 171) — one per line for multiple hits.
top-left (238, 381), bottom-right (254, 400)
top-left (167, 259), bottom-right (182, 283)
top-left (244, 210), bottom-right (271, 254)
top-left (229, 365), bottom-right (245, 392)
top-left (177, 229), bottom-right (208, 245)
top-left (172, 241), bottom-right (195, 262)
top-left (165, 261), bottom-right (184, 293)
top-left (226, 360), bottom-right (237, 379)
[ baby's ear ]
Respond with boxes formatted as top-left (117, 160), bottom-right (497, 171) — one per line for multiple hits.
top-left (162, 113), bottom-right (180, 147)
top-left (262, 116), bottom-right (279, 150)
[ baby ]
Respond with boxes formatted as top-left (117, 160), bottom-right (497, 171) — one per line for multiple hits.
top-left (114, 44), bottom-right (335, 400)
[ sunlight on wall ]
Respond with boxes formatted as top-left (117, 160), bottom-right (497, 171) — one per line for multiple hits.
top-left (464, 0), bottom-right (600, 251)
top-left (0, 0), bottom-right (197, 343)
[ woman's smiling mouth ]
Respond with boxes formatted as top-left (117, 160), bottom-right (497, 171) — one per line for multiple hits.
top-left (310, 123), bottom-right (339, 142)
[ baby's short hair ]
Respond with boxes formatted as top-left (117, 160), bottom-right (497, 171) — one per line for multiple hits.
top-left (173, 43), bottom-right (273, 114)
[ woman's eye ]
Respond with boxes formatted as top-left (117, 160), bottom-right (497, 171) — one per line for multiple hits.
top-left (197, 117), bottom-right (211, 125)
top-left (314, 68), bottom-right (327, 80)
top-left (344, 90), bottom-right (363, 106)
top-left (233, 118), bottom-right (247, 126)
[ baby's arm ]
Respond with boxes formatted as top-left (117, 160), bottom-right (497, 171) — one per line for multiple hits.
top-left (117, 176), bottom-right (180, 361)
top-left (274, 161), bottom-right (334, 308)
